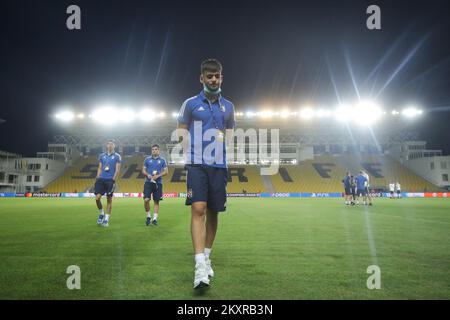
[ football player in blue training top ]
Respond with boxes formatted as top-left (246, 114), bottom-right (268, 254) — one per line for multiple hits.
top-left (94, 139), bottom-right (122, 227)
top-left (177, 58), bottom-right (235, 289)
top-left (142, 144), bottom-right (168, 226)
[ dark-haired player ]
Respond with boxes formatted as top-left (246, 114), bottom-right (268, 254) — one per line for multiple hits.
top-left (95, 140), bottom-right (122, 227)
top-left (177, 58), bottom-right (235, 289)
top-left (142, 144), bottom-right (168, 226)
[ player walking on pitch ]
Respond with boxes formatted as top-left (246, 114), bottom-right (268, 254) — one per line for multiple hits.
top-left (342, 172), bottom-right (354, 205)
top-left (142, 144), bottom-right (168, 226)
top-left (177, 59), bottom-right (235, 289)
top-left (355, 171), bottom-right (369, 205)
top-left (94, 140), bottom-right (122, 227)
top-left (362, 171), bottom-right (373, 206)
top-left (396, 181), bottom-right (402, 199)
top-left (389, 182), bottom-right (395, 199)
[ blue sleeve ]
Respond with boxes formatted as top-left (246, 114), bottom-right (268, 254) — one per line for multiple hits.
top-left (162, 158), bottom-right (167, 169)
top-left (177, 99), bottom-right (192, 125)
top-left (117, 154), bottom-right (122, 164)
top-left (226, 103), bottom-right (236, 129)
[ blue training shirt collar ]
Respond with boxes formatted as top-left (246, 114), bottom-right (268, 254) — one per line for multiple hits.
top-left (199, 90), bottom-right (222, 103)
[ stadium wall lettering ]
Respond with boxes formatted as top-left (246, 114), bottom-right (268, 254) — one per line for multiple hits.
top-left (312, 163), bottom-right (335, 178)
top-left (278, 167), bottom-right (293, 182)
top-left (1, 192), bottom-right (449, 198)
top-left (361, 163), bottom-right (384, 178)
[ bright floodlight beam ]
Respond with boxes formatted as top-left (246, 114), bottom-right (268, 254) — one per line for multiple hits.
top-left (55, 111), bottom-right (75, 122)
top-left (91, 106), bottom-right (119, 125)
top-left (119, 108), bottom-right (136, 123)
top-left (139, 108), bottom-right (155, 122)
top-left (402, 107), bottom-right (423, 117)
top-left (260, 110), bottom-right (274, 118)
top-left (354, 100), bottom-right (383, 126)
top-left (280, 109), bottom-right (290, 118)
top-left (299, 107), bottom-right (314, 120)
top-left (335, 104), bottom-right (352, 122)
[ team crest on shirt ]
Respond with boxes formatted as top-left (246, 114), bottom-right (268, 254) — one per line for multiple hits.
top-left (220, 105), bottom-right (226, 112)
top-left (198, 106), bottom-right (205, 111)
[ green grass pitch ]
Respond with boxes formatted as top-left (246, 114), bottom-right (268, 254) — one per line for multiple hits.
top-left (0, 197), bottom-right (449, 299)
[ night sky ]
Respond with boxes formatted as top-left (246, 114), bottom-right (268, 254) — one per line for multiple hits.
top-left (1, 0), bottom-right (449, 156)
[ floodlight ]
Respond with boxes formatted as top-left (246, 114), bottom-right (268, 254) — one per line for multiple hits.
top-left (316, 109), bottom-right (332, 118)
top-left (299, 107), bottom-right (314, 120)
top-left (91, 106), bottom-right (119, 124)
top-left (334, 104), bottom-right (352, 122)
top-left (260, 110), bottom-right (274, 118)
top-left (55, 111), bottom-right (75, 122)
top-left (354, 100), bottom-right (383, 126)
top-left (280, 109), bottom-right (290, 118)
top-left (119, 109), bottom-right (136, 123)
top-left (139, 108), bottom-right (155, 122)
top-left (402, 107), bottom-right (423, 117)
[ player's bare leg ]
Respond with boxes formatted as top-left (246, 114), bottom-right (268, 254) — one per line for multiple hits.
top-left (102, 195), bottom-right (112, 227)
top-left (191, 201), bottom-right (207, 254)
top-left (152, 200), bottom-right (160, 225)
top-left (96, 194), bottom-right (105, 225)
top-left (95, 194), bottom-right (103, 210)
top-left (205, 209), bottom-right (218, 249)
top-left (106, 196), bottom-right (112, 215)
top-left (205, 209), bottom-right (218, 278)
top-left (144, 198), bottom-right (152, 225)
top-left (191, 201), bottom-right (209, 288)
top-left (367, 192), bottom-right (373, 205)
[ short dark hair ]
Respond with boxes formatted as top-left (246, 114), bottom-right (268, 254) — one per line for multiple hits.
top-left (151, 144), bottom-right (159, 149)
top-left (201, 58), bottom-right (222, 74)
top-left (107, 139), bottom-right (116, 145)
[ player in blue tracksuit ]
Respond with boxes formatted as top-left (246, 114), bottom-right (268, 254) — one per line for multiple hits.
top-left (177, 58), bottom-right (235, 289)
top-left (142, 144), bottom-right (168, 226)
top-left (94, 140), bottom-right (122, 227)
top-left (342, 172), bottom-right (354, 205)
top-left (355, 171), bottom-right (369, 205)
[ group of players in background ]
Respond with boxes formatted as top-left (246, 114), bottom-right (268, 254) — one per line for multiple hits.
top-left (342, 171), bottom-right (402, 206)
top-left (94, 141), bottom-right (167, 228)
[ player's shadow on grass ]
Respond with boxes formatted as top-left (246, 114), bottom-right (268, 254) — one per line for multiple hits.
top-left (192, 286), bottom-right (210, 297)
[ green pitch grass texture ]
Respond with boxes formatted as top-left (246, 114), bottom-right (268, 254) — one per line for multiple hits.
top-left (0, 198), bottom-right (449, 299)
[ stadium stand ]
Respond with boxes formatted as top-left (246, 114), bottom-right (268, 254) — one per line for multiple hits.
top-left (270, 155), bottom-right (440, 193)
top-left (44, 154), bottom-right (441, 193)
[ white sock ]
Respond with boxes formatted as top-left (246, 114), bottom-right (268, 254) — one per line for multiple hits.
top-left (204, 248), bottom-right (212, 260)
top-left (195, 253), bottom-right (206, 264)
top-left (146, 211), bottom-right (151, 218)
top-left (153, 213), bottom-right (158, 220)
top-left (99, 209), bottom-right (104, 215)
top-left (105, 214), bottom-right (110, 221)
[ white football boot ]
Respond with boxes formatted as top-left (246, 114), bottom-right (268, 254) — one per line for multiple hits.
top-left (193, 262), bottom-right (210, 289)
top-left (205, 258), bottom-right (214, 278)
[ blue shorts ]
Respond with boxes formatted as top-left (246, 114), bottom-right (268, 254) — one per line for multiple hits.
top-left (144, 182), bottom-right (163, 201)
top-left (344, 187), bottom-right (352, 196)
top-left (94, 178), bottom-right (115, 197)
top-left (185, 165), bottom-right (228, 212)
top-left (357, 188), bottom-right (367, 196)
